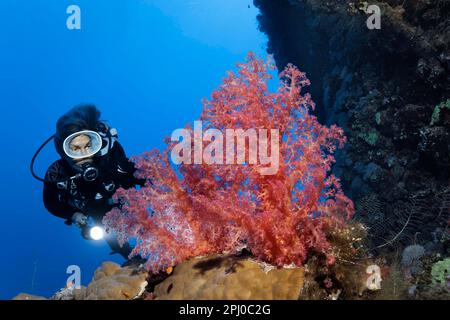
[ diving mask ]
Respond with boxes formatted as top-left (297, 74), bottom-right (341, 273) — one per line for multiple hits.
top-left (63, 130), bottom-right (102, 160)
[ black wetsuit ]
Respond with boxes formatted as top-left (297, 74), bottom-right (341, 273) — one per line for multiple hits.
top-left (43, 142), bottom-right (145, 258)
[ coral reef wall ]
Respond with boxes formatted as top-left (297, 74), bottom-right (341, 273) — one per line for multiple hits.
top-left (254, 0), bottom-right (450, 247)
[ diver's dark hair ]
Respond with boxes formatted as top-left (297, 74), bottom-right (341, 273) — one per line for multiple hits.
top-left (54, 104), bottom-right (101, 157)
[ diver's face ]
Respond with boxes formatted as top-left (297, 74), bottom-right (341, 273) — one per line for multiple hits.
top-left (69, 134), bottom-right (94, 165)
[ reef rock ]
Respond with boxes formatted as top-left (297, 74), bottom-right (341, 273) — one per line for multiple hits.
top-left (13, 293), bottom-right (47, 300)
top-left (13, 262), bottom-right (148, 300)
top-left (151, 254), bottom-right (304, 300)
top-left (78, 261), bottom-right (148, 300)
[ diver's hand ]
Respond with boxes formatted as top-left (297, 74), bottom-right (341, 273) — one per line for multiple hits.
top-left (72, 212), bottom-right (88, 228)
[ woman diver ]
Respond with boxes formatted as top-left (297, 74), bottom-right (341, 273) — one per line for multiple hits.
top-left (31, 104), bottom-right (146, 260)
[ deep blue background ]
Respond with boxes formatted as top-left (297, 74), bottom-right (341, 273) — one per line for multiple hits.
top-left (0, 0), bottom-right (268, 299)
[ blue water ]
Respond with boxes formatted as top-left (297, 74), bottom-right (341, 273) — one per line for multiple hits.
top-left (0, 0), bottom-right (268, 299)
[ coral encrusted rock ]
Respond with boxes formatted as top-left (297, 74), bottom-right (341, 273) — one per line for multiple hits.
top-left (12, 293), bottom-right (47, 300)
top-left (79, 261), bottom-right (148, 300)
top-left (152, 254), bottom-right (305, 300)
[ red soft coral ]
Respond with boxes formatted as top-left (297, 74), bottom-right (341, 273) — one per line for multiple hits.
top-left (103, 53), bottom-right (354, 273)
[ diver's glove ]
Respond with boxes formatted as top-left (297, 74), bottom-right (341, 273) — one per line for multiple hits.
top-left (72, 212), bottom-right (88, 228)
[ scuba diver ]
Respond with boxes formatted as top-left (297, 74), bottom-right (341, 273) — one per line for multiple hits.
top-left (31, 104), bottom-right (146, 259)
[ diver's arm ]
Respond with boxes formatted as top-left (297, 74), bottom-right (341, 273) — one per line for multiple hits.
top-left (110, 142), bottom-right (147, 188)
top-left (42, 161), bottom-right (77, 222)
